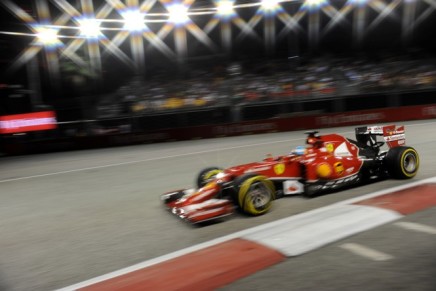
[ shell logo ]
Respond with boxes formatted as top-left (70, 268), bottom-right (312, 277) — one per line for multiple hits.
top-left (334, 162), bottom-right (345, 175)
top-left (274, 163), bottom-right (286, 175)
top-left (316, 163), bottom-right (332, 178)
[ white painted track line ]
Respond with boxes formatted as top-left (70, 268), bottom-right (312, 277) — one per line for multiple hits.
top-left (340, 243), bottom-right (394, 261)
top-left (394, 222), bottom-right (436, 234)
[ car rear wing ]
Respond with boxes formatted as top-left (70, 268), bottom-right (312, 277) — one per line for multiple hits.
top-left (355, 125), bottom-right (406, 148)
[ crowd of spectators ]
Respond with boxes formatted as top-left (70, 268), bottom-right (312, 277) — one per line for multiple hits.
top-left (96, 51), bottom-right (436, 119)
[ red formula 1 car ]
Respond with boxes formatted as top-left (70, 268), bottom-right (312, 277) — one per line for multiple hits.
top-left (161, 125), bottom-right (419, 224)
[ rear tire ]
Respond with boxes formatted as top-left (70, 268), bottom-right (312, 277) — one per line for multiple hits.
top-left (385, 146), bottom-right (419, 179)
top-left (234, 174), bottom-right (275, 216)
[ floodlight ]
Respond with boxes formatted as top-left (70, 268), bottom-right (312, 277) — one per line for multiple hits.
top-left (79, 18), bottom-right (101, 38)
top-left (122, 10), bottom-right (145, 32)
top-left (217, 0), bottom-right (235, 17)
top-left (305, 0), bottom-right (326, 7)
top-left (261, 0), bottom-right (279, 11)
top-left (35, 26), bottom-right (60, 46)
top-left (349, 0), bottom-right (368, 6)
top-left (168, 4), bottom-right (189, 25)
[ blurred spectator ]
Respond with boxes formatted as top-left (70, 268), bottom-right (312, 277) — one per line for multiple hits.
top-left (96, 51), bottom-right (436, 118)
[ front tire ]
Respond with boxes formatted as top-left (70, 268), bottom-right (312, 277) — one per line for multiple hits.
top-left (234, 174), bottom-right (275, 216)
top-left (385, 146), bottom-right (419, 179)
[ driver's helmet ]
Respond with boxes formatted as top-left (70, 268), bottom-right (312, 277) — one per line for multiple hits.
top-left (306, 137), bottom-right (317, 145)
top-left (293, 145), bottom-right (306, 156)
top-left (306, 136), bottom-right (323, 148)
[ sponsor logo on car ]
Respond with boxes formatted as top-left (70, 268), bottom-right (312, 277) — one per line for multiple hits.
top-left (246, 166), bottom-right (271, 173)
top-left (334, 162), bottom-right (345, 175)
top-left (274, 163), bottom-right (286, 175)
top-left (325, 143), bottom-right (334, 153)
top-left (384, 134), bottom-right (406, 141)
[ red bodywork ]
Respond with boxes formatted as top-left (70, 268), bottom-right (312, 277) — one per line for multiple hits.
top-left (162, 125), bottom-right (406, 224)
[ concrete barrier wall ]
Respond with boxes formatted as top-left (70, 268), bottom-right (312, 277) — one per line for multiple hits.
top-left (2, 100), bottom-right (436, 155)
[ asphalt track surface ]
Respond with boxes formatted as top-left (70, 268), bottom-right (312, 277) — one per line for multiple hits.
top-left (1, 120), bottom-right (435, 291)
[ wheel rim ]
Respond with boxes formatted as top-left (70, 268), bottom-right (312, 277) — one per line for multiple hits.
top-left (246, 182), bottom-right (271, 210)
top-left (403, 152), bottom-right (417, 173)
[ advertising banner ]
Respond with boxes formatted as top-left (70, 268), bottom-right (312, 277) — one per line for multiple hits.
top-left (0, 111), bottom-right (57, 134)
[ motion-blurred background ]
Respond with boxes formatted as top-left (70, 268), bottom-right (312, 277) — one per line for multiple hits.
top-left (1, 0), bottom-right (435, 155)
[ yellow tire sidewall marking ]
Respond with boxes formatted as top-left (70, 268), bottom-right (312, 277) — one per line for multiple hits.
top-left (239, 176), bottom-right (275, 215)
top-left (400, 148), bottom-right (419, 177)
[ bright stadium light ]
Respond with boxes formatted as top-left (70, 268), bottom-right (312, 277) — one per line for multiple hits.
top-left (350, 0), bottom-right (368, 6)
top-left (122, 9), bottom-right (145, 32)
top-left (217, 0), bottom-right (235, 17)
top-left (79, 18), bottom-right (101, 38)
top-left (35, 26), bottom-right (60, 46)
top-left (261, 0), bottom-right (279, 11)
top-left (168, 3), bottom-right (190, 25)
top-left (305, 0), bottom-right (326, 7)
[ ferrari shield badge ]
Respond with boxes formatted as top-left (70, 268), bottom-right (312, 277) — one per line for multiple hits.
top-left (274, 163), bottom-right (285, 175)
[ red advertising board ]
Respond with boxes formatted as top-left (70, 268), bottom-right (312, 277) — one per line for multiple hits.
top-left (0, 111), bottom-right (57, 134)
top-left (141, 104), bottom-right (436, 142)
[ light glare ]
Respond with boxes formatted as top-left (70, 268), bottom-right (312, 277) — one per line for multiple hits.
top-left (305, 0), bottom-right (326, 7)
top-left (123, 10), bottom-right (145, 31)
top-left (35, 26), bottom-right (59, 46)
top-left (79, 18), bottom-right (101, 38)
top-left (350, 0), bottom-right (368, 5)
top-left (261, 0), bottom-right (279, 11)
top-left (217, 0), bottom-right (235, 17)
top-left (168, 4), bottom-right (189, 25)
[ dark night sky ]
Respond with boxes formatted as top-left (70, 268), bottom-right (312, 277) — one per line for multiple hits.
top-left (1, 0), bottom-right (435, 82)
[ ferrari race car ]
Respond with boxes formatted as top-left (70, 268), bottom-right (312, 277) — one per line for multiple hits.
top-left (161, 125), bottom-right (419, 224)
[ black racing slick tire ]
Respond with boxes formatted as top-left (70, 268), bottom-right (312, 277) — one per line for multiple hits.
top-left (385, 146), bottom-right (419, 179)
top-left (196, 167), bottom-right (223, 188)
top-left (234, 174), bottom-right (275, 216)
